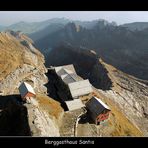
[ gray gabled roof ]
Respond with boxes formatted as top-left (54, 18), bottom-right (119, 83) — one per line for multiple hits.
top-left (61, 73), bottom-right (79, 84)
top-left (86, 96), bottom-right (110, 119)
top-left (54, 64), bottom-right (76, 77)
top-left (65, 99), bottom-right (85, 111)
top-left (54, 64), bottom-right (93, 98)
top-left (68, 79), bottom-right (93, 98)
top-left (19, 82), bottom-right (35, 98)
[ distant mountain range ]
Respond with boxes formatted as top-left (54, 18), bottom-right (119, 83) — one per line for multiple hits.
top-left (0, 18), bottom-right (148, 80)
top-left (2, 18), bottom-right (148, 34)
top-left (0, 18), bottom-right (70, 34)
top-left (0, 18), bottom-right (117, 35)
top-left (121, 22), bottom-right (148, 31)
top-left (32, 21), bottom-right (148, 80)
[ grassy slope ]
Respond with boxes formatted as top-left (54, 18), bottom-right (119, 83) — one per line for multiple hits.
top-left (93, 60), bottom-right (143, 136)
top-left (36, 94), bottom-right (63, 119)
top-left (93, 59), bottom-right (144, 136)
top-left (97, 92), bottom-right (143, 136)
top-left (0, 32), bottom-right (43, 81)
top-left (81, 90), bottom-right (143, 136)
top-left (0, 32), bottom-right (24, 80)
top-left (75, 58), bottom-right (143, 136)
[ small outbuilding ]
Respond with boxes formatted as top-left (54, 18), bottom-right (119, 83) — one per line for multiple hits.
top-left (19, 82), bottom-right (36, 101)
top-left (86, 96), bottom-right (111, 125)
top-left (65, 99), bottom-right (85, 111)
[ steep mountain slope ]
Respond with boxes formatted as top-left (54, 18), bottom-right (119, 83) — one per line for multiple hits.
top-left (0, 31), bottom-right (63, 136)
top-left (97, 61), bottom-right (148, 135)
top-left (0, 30), bottom-right (147, 136)
top-left (34, 22), bottom-right (148, 80)
top-left (46, 44), bottom-right (112, 90)
top-left (34, 21), bottom-right (130, 50)
top-left (0, 30), bottom-right (44, 82)
top-left (46, 44), bottom-right (148, 136)
top-left (1, 18), bottom-right (116, 35)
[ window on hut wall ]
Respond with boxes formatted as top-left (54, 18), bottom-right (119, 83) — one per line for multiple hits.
top-left (97, 113), bottom-right (108, 122)
top-left (103, 112), bottom-right (110, 120)
top-left (97, 114), bottom-right (103, 122)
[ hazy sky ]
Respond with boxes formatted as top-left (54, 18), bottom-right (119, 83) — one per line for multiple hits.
top-left (1, 11), bottom-right (148, 26)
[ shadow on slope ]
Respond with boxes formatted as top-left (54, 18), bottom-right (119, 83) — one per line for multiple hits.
top-left (0, 95), bottom-right (31, 136)
top-left (46, 44), bottom-right (112, 90)
top-left (45, 70), bottom-right (69, 111)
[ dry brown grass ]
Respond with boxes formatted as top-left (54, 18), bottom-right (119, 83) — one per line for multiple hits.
top-left (96, 60), bottom-right (143, 136)
top-left (79, 91), bottom-right (143, 136)
top-left (0, 33), bottom-right (24, 80)
top-left (36, 94), bottom-right (63, 119)
top-left (0, 32), bottom-right (43, 80)
top-left (93, 90), bottom-right (143, 136)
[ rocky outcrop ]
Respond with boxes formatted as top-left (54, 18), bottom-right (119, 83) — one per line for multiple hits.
top-left (0, 31), bottom-right (48, 95)
top-left (97, 61), bottom-right (148, 136)
top-left (0, 30), bottom-right (45, 81)
top-left (46, 44), bottom-right (112, 90)
top-left (0, 31), bottom-right (63, 136)
top-left (34, 22), bottom-right (148, 80)
top-left (0, 30), bottom-right (147, 136)
top-left (0, 64), bottom-right (47, 95)
top-left (25, 97), bottom-right (61, 137)
top-left (46, 44), bottom-right (148, 136)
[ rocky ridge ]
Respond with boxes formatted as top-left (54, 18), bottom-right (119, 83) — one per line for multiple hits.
top-left (0, 31), bottom-right (147, 136)
top-left (0, 31), bottom-right (63, 136)
top-left (47, 44), bottom-right (148, 136)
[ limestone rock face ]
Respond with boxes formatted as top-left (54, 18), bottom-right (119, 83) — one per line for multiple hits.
top-left (34, 22), bottom-right (148, 80)
top-left (46, 44), bottom-right (148, 136)
top-left (46, 44), bottom-right (112, 90)
top-left (0, 30), bottom-right (147, 136)
top-left (0, 30), bottom-right (47, 95)
top-left (0, 31), bottom-right (63, 136)
top-left (97, 61), bottom-right (148, 136)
